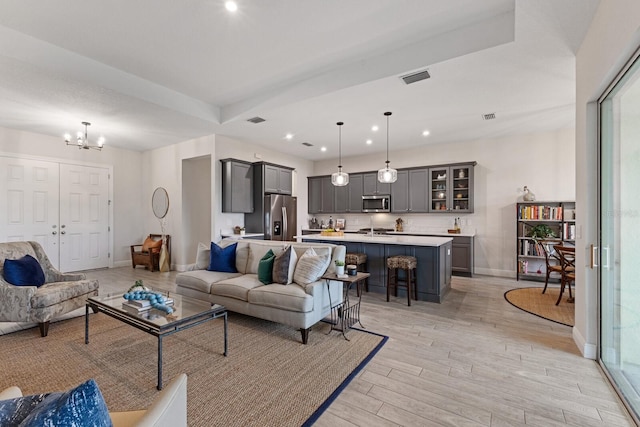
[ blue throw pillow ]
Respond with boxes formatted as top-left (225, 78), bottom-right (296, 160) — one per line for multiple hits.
top-left (208, 242), bottom-right (238, 273)
top-left (17, 379), bottom-right (112, 427)
top-left (0, 392), bottom-right (56, 426)
top-left (3, 254), bottom-right (46, 287)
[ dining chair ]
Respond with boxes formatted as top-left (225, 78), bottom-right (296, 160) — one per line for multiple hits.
top-left (538, 241), bottom-right (563, 294)
top-left (553, 245), bottom-right (576, 305)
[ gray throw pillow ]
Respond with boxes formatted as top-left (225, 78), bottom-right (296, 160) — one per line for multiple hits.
top-left (272, 246), bottom-right (292, 284)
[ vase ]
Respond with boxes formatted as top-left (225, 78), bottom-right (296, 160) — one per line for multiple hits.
top-left (336, 265), bottom-right (345, 276)
top-left (159, 243), bottom-right (170, 272)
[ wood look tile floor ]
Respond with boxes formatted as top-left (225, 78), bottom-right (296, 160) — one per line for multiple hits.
top-left (1, 268), bottom-right (635, 426)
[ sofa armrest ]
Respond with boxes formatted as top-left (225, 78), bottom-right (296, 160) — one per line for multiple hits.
top-left (110, 373), bottom-right (187, 427)
top-left (0, 281), bottom-right (36, 322)
top-left (0, 386), bottom-right (23, 400)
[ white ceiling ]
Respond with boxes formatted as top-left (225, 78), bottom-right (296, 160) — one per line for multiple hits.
top-left (0, 0), bottom-right (599, 160)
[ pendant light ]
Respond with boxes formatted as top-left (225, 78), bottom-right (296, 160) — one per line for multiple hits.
top-left (378, 111), bottom-right (397, 183)
top-left (331, 121), bottom-right (349, 186)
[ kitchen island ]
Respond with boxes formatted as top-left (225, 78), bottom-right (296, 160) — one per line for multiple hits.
top-left (298, 233), bottom-right (452, 303)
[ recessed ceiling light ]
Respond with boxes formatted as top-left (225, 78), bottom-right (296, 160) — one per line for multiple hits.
top-left (371, 125), bottom-right (379, 132)
top-left (321, 146), bottom-right (327, 152)
top-left (366, 139), bottom-right (373, 145)
top-left (225, 1), bottom-right (238, 12)
top-left (285, 133), bottom-right (293, 140)
top-left (422, 130), bottom-right (430, 137)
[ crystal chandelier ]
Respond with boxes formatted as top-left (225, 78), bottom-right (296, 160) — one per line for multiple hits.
top-left (331, 121), bottom-right (349, 186)
top-left (65, 122), bottom-right (105, 150)
top-left (378, 112), bottom-right (397, 183)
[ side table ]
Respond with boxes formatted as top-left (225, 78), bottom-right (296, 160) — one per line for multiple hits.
top-left (321, 271), bottom-right (370, 341)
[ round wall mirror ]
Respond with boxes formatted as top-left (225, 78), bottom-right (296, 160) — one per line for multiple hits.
top-left (152, 187), bottom-right (169, 219)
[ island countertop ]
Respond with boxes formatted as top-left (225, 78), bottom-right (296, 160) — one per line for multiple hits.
top-left (296, 233), bottom-right (452, 247)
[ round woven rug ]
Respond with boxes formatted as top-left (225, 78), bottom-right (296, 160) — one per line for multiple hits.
top-left (504, 287), bottom-right (574, 327)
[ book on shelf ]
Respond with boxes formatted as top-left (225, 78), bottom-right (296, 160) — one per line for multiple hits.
top-left (518, 205), bottom-right (563, 221)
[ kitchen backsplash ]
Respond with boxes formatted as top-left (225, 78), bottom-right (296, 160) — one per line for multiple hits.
top-left (307, 213), bottom-right (475, 233)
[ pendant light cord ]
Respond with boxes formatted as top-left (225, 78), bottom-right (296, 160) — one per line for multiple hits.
top-left (385, 112), bottom-right (392, 167)
top-left (337, 121), bottom-right (343, 170)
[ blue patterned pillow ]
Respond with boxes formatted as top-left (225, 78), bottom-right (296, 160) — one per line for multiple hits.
top-left (0, 392), bottom-right (56, 426)
top-left (3, 254), bottom-right (46, 287)
top-left (208, 242), bottom-right (238, 273)
top-left (18, 379), bottom-right (112, 427)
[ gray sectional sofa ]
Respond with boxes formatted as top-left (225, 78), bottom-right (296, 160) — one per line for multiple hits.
top-left (175, 239), bottom-right (346, 343)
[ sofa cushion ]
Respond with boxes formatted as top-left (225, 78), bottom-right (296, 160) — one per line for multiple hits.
top-left (30, 279), bottom-right (99, 309)
top-left (175, 270), bottom-right (242, 294)
top-left (3, 254), bottom-right (46, 287)
top-left (212, 274), bottom-right (263, 301)
top-left (246, 243), bottom-right (286, 274)
top-left (208, 242), bottom-right (237, 273)
top-left (219, 240), bottom-right (249, 273)
top-left (248, 283), bottom-right (313, 313)
top-left (294, 247), bottom-right (331, 285)
top-left (18, 379), bottom-right (111, 427)
top-left (258, 249), bottom-right (276, 285)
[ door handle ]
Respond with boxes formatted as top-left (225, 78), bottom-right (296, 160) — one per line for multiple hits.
top-left (602, 246), bottom-right (610, 270)
top-left (591, 244), bottom-right (598, 268)
top-left (61, 231), bottom-right (66, 235)
top-left (52, 231), bottom-right (57, 235)
top-left (282, 207), bottom-right (287, 240)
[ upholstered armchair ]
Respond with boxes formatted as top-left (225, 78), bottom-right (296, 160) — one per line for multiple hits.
top-left (130, 234), bottom-right (171, 272)
top-left (0, 241), bottom-right (99, 337)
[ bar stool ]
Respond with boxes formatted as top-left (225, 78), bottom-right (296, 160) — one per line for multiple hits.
top-left (386, 255), bottom-right (417, 306)
top-left (345, 253), bottom-right (368, 295)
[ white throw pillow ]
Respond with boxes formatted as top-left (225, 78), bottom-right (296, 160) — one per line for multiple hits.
top-left (294, 247), bottom-right (331, 285)
top-left (195, 242), bottom-right (210, 270)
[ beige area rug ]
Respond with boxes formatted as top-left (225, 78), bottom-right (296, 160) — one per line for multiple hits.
top-left (0, 312), bottom-right (386, 426)
top-left (504, 287), bottom-right (574, 327)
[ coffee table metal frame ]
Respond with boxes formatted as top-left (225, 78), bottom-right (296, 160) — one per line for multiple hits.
top-left (85, 292), bottom-right (227, 390)
top-left (321, 272), bottom-right (370, 341)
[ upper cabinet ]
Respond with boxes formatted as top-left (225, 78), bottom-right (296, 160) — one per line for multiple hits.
top-left (308, 176), bottom-right (335, 214)
top-left (363, 173), bottom-right (391, 195)
top-left (221, 159), bottom-right (254, 213)
top-left (390, 168), bottom-right (429, 213)
top-left (256, 162), bottom-right (293, 195)
top-left (428, 162), bottom-right (476, 213)
top-left (335, 173), bottom-right (364, 213)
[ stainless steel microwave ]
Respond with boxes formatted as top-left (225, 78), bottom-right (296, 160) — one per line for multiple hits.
top-left (362, 195), bottom-right (390, 212)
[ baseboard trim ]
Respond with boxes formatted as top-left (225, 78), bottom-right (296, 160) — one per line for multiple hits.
top-left (573, 326), bottom-right (597, 359)
top-left (474, 267), bottom-right (515, 278)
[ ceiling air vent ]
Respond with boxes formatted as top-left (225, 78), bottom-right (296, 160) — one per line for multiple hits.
top-left (482, 113), bottom-right (496, 120)
top-left (401, 69), bottom-right (431, 85)
top-left (247, 116), bottom-right (266, 124)
top-left (302, 142), bottom-right (313, 147)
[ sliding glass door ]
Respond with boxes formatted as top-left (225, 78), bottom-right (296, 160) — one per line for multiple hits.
top-left (599, 50), bottom-right (640, 423)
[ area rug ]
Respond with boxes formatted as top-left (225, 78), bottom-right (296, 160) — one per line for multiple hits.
top-left (504, 287), bottom-right (574, 327)
top-left (0, 312), bottom-right (386, 426)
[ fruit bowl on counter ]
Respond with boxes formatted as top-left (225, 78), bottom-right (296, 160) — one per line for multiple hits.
top-left (320, 229), bottom-right (344, 236)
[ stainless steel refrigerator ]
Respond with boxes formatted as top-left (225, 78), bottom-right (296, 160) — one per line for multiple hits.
top-left (245, 194), bottom-right (297, 241)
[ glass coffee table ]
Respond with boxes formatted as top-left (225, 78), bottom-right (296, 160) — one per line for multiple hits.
top-left (85, 290), bottom-right (227, 390)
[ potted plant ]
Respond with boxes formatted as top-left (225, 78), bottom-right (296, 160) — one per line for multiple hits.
top-left (527, 224), bottom-right (556, 241)
top-left (335, 260), bottom-right (345, 276)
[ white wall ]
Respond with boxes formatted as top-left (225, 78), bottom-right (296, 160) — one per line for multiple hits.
top-left (0, 125), bottom-right (143, 265)
top-left (574, 2), bottom-right (640, 358)
top-left (313, 128), bottom-right (575, 277)
top-left (182, 156), bottom-right (212, 264)
top-left (141, 135), bottom-right (215, 270)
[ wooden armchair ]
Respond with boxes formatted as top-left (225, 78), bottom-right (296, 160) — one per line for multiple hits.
top-left (130, 234), bottom-right (170, 272)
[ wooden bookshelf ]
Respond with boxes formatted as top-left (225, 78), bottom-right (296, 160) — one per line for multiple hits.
top-left (516, 201), bottom-right (576, 281)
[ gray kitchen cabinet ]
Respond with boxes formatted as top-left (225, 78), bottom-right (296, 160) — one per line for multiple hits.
top-left (221, 159), bottom-right (254, 213)
top-left (391, 168), bottom-right (428, 213)
top-left (262, 163), bottom-right (293, 195)
top-left (428, 162), bottom-right (476, 213)
top-left (335, 173), bottom-right (363, 213)
top-left (307, 176), bottom-right (334, 213)
top-left (451, 236), bottom-right (474, 276)
top-left (363, 172), bottom-right (391, 195)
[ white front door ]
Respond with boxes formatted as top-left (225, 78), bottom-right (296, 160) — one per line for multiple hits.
top-left (0, 156), bottom-right (61, 266)
top-left (59, 164), bottom-right (110, 272)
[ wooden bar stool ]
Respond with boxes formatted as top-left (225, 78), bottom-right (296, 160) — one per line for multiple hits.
top-left (386, 255), bottom-right (417, 306)
top-left (345, 253), bottom-right (368, 295)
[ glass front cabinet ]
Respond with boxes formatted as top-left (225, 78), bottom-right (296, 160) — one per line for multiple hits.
top-left (428, 162), bottom-right (475, 213)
